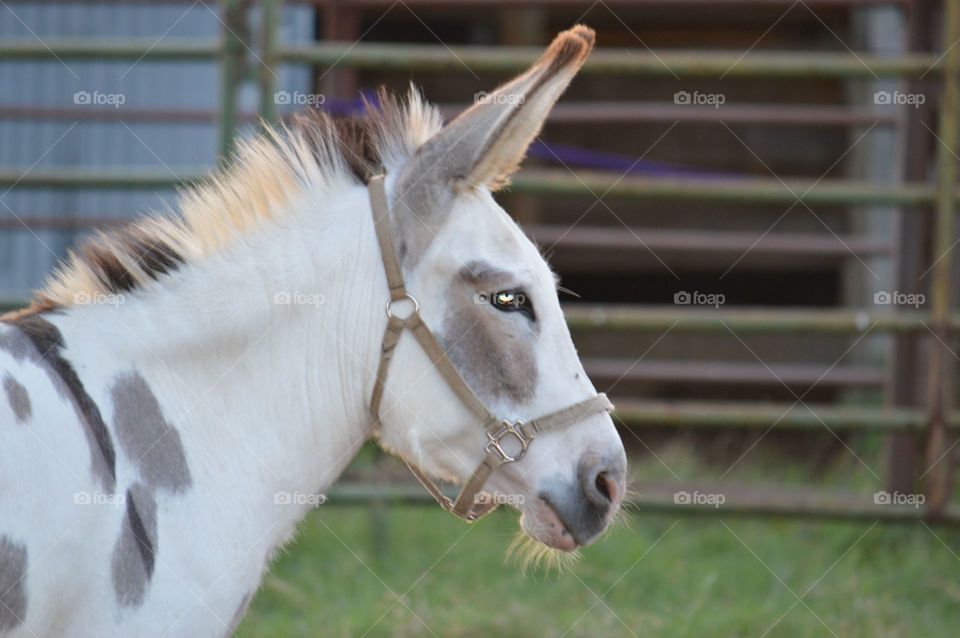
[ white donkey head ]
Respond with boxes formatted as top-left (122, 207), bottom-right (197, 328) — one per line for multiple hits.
top-left (373, 25), bottom-right (627, 551)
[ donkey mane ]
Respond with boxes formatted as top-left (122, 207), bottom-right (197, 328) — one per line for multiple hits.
top-left (21, 88), bottom-right (443, 314)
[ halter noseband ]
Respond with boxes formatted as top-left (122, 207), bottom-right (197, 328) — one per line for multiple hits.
top-left (367, 175), bottom-right (614, 522)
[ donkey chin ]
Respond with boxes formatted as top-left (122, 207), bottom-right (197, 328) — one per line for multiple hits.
top-left (497, 449), bottom-right (628, 558)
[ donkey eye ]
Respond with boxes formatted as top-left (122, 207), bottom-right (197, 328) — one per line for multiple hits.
top-left (490, 290), bottom-right (535, 321)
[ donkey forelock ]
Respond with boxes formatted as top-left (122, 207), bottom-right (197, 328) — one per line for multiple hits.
top-left (21, 89), bottom-right (444, 313)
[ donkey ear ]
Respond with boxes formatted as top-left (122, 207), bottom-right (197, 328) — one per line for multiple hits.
top-left (390, 26), bottom-right (593, 263)
top-left (422, 25), bottom-right (594, 191)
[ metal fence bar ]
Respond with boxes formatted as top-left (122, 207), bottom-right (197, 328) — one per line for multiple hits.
top-left (0, 103), bottom-right (901, 128)
top-left (613, 399), bottom-right (960, 431)
top-left (564, 305), bottom-right (960, 333)
top-left (258, 0), bottom-right (283, 126)
top-left (0, 169), bottom-right (206, 188)
top-left (327, 482), bottom-right (960, 526)
top-left (0, 40), bottom-right (943, 78)
top-left (0, 39), bottom-right (219, 59)
top-left (219, 0), bottom-right (244, 158)
top-left (513, 169), bottom-right (942, 206)
top-left (627, 491), bottom-right (960, 524)
top-left (0, 168), bottom-right (947, 207)
top-left (277, 43), bottom-right (943, 78)
top-left (0, 217), bottom-right (894, 260)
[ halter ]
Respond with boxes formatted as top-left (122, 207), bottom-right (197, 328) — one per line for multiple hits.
top-left (367, 175), bottom-right (614, 522)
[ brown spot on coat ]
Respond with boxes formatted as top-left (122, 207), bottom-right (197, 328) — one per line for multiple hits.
top-left (0, 315), bottom-right (116, 491)
top-left (3, 374), bottom-right (31, 424)
top-left (111, 371), bottom-right (192, 492)
top-left (0, 536), bottom-right (28, 631)
top-left (111, 483), bottom-right (157, 607)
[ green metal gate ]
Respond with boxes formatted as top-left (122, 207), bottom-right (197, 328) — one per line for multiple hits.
top-left (1, 0), bottom-right (959, 524)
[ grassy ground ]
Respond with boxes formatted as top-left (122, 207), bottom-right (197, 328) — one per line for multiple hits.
top-left (236, 506), bottom-right (960, 637)
top-left (236, 435), bottom-right (960, 637)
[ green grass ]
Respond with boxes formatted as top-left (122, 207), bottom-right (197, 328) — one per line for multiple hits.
top-left (236, 430), bottom-right (960, 637)
top-left (236, 505), bottom-right (960, 638)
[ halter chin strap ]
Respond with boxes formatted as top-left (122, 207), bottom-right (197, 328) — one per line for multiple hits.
top-left (367, 175), bottom-right (614, 522)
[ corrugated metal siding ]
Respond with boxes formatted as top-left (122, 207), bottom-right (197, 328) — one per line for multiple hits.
top-left (0, 2), bottom-right (314, 300)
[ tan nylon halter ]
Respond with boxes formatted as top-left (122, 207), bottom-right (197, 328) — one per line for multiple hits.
top-left (367, 175), bottom-right (614, 522)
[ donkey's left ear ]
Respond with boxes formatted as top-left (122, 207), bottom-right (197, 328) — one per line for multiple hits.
top-left (415, 25), bottom-right (594, 192)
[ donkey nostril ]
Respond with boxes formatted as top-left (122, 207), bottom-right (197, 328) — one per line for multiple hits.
top-left (579, 454), bottom-right (624, 510)
top-left (595, 472), bottom-right (612, 502)
top-left (595, 471), bottom-right (620, 505)
top-left (583, 469), bottom-right (617, 508)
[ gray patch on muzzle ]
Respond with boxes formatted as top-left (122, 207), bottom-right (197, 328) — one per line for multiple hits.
top-left (539, 478), bottom-right (609, 547)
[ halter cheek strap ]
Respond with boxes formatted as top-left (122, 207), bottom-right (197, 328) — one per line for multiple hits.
top-left (367, 175), bottom-right (614, 522)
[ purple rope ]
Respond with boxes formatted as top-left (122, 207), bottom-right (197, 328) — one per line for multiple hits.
top-left (528, 140), bottom-right (721, 178)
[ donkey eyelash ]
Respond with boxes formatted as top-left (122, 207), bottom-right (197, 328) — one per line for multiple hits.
top-left (556, 284), bottom-right (581, 299)
top-left (490, 289), bottom-right (536, 321)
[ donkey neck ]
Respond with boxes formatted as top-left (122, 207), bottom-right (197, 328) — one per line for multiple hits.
top-left (59, 182), bottom-right (386, 530)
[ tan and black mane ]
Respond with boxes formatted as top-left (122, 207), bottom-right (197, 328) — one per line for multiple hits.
top-left (14, 90), bottom-right (443, 317)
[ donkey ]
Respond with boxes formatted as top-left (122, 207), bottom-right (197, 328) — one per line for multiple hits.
top-left (0, 25), bottom-right (626, 637)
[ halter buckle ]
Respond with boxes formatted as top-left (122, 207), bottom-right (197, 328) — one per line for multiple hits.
top-left (485, 420), bottom-right (534, 465)
top-left (385, 294), bottom-right (419, 319)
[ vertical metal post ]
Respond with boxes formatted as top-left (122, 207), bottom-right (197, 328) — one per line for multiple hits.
top-left (320, 0), bottom-right (360, 100)
top-left (259, 0), bottom-right (283, 126)
top-left (923, 0), bottom-right (960, 517)
top-left (886, 0), bottom-right (937, 495)
top-left (218, 0), bottom-right (245, 160)
top-left (498, 7), bottom-right (545, 228)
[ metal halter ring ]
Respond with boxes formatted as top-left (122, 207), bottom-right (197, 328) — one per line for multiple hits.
top-left (485, 420), bottom-right (534, 465)
top-left (385, 293), bottom-right (420, 319)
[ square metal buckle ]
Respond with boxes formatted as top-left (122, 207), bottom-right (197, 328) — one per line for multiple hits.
top-left (485, 420), bottom-right (534, 465)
